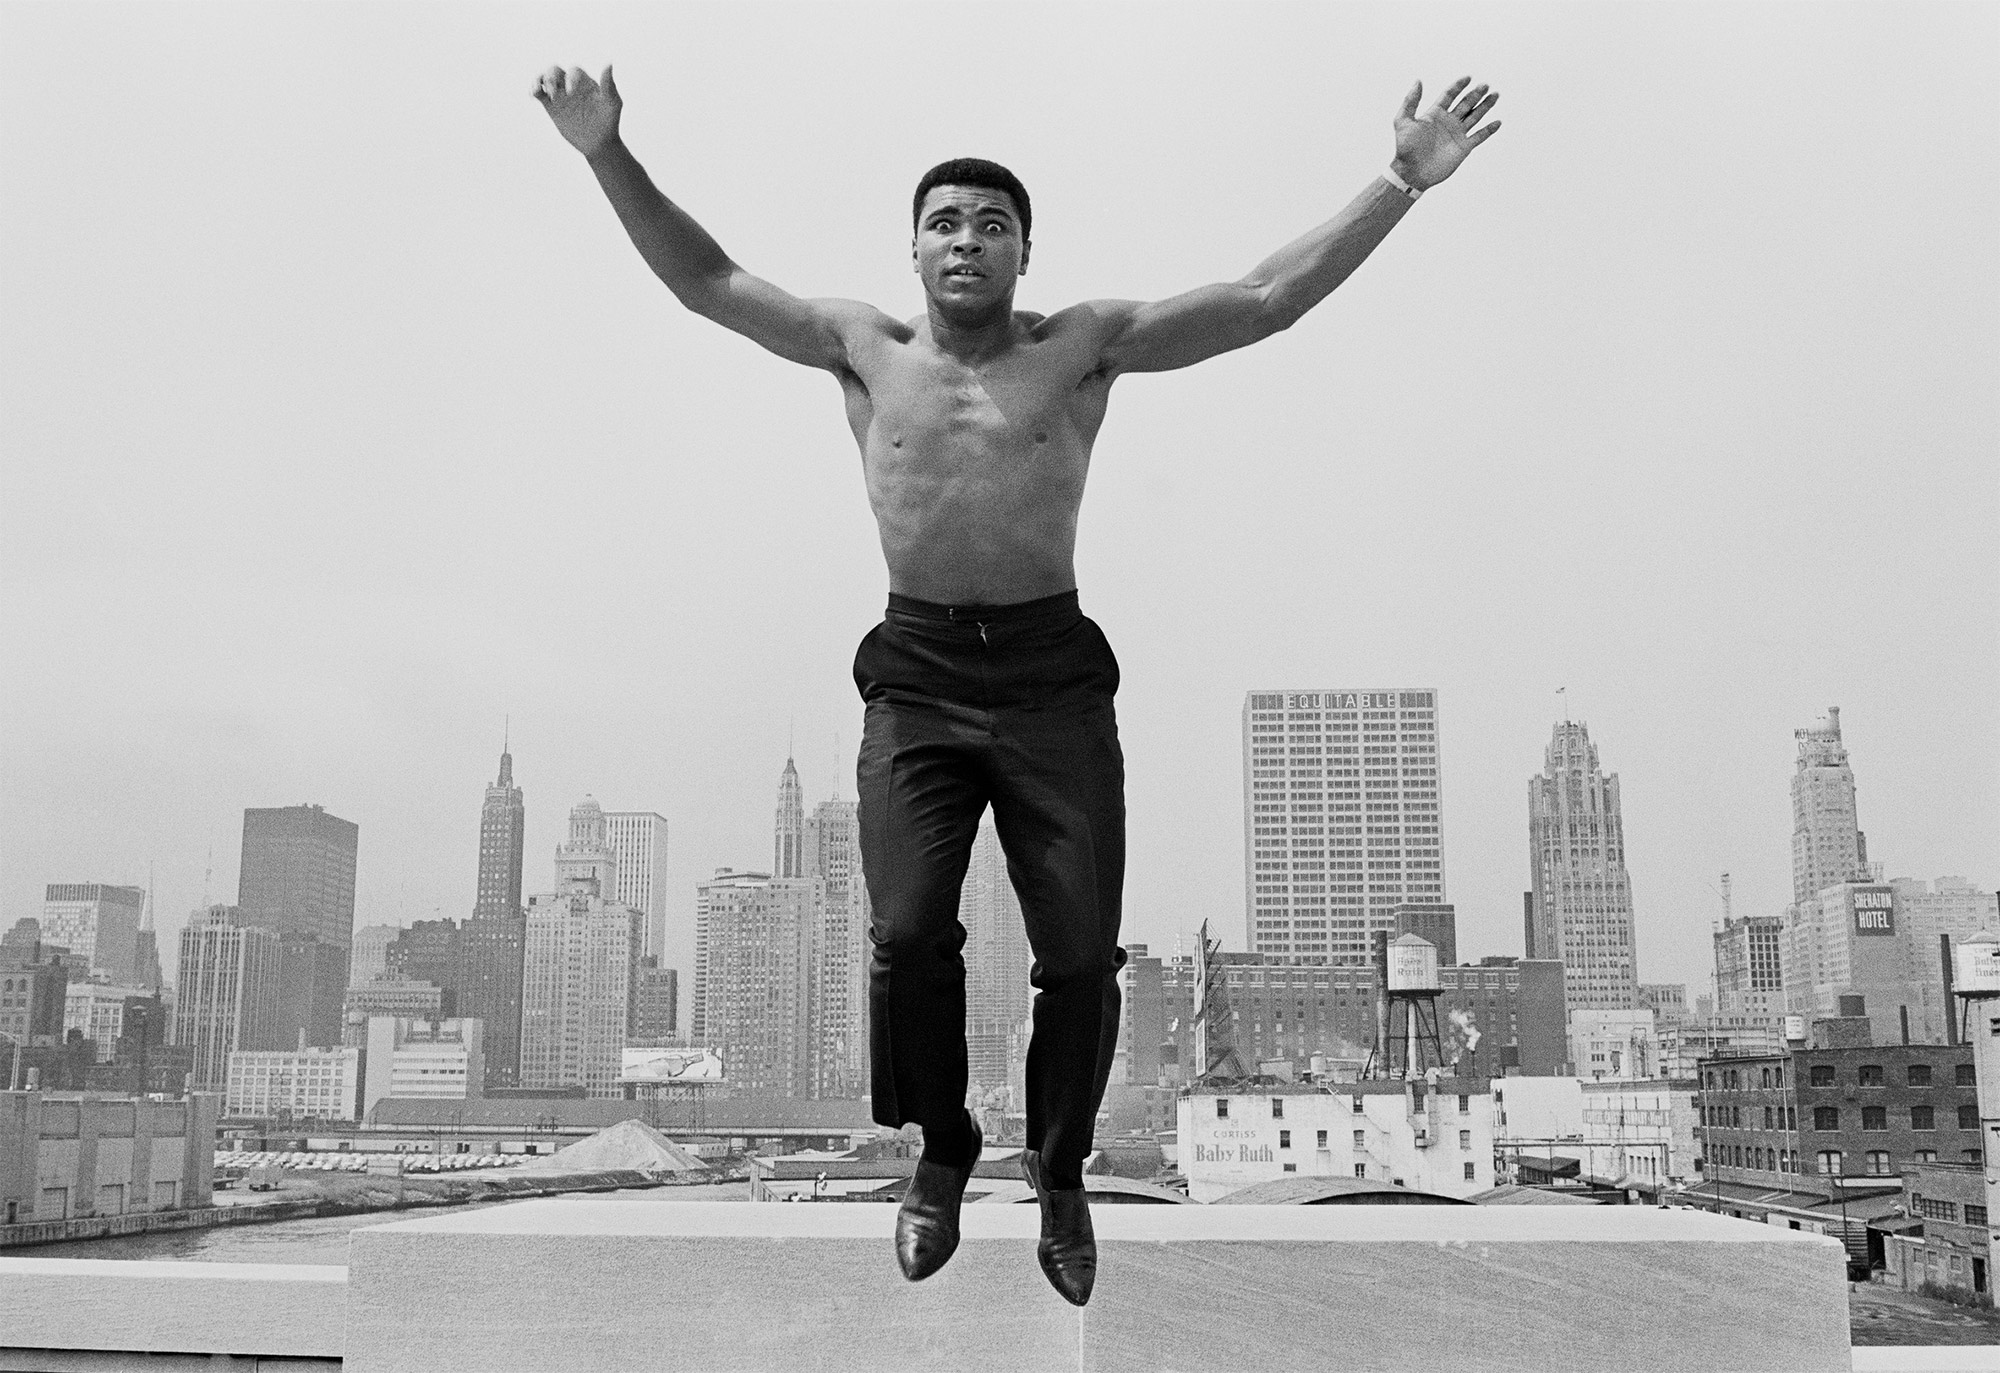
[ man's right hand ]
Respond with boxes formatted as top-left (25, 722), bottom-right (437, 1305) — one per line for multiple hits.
top-left (534, 65), bottom-right (621, 158)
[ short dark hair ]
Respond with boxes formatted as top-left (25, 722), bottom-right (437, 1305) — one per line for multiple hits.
top-left (912, 158), bottom-right (1031, 243)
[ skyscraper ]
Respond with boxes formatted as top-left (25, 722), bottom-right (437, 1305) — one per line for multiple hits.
top-left (1528, 720), bottom-right (1639, 1013)
top-left (238, 805), bottom-right (360, 946)
top-left (173, 906), bottom-right (282, 1090)
top-left (474, 743), bottom-right (526, 922)
top-left (1243, 689), bottom-right (1444, 964)
top-left (806, 798), bottom-right (868, 1098)
top-left (238, 804), bottom-right (359, 1048)
top-left (693, 869), bottom-right (813, 1097)
top-left (519, 799), bottom-right (642, 1099)
top-left (466, 744), bottom-right (527, 1088)
top-left (961, 816), bottom-right (1032, 1030)
top-left (604, 810), bottom-right (670, 965)
top-left (1791, 706), bottom-right (1871, 909)
top-left (773, 757), bottom-right (805, 879)
top-left (40, 884), bottom-right (145, 986)
top-left (132, 886), bottom-right (164, 993)
top-left (1713, 914), bottom-right (1785, 1019)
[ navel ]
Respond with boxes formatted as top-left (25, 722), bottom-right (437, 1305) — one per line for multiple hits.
top-left (890, 436), bottom-right (904, 448)
top-left (1034, 431), bottom-right (1049, 445)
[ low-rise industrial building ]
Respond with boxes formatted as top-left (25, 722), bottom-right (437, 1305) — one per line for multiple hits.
top-left (225, 1046), bottom-right (362, 1122)
top-left (1, 1090), bottom-right (217, 1225)
top-left (1177, 1080), bottom-right (1492, 1204)
top-left (1878, 1161), bottom-right (1990, 1300)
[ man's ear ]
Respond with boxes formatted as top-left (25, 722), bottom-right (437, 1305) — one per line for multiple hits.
top-left (1019, 241), bottom-right (1031, 276)
top-left (912, 239), bottom-right (920, 274)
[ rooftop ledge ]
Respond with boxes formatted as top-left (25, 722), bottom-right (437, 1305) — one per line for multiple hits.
top-left (0, 1200), bottom-right (1961, 1372)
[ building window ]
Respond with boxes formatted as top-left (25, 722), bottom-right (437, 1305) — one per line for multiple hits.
top-left (1354, 1164), bottom-right (1367, 1178)
top-left (1463, 1162), bottom-right (1476, 1181)
top-left (1858, 1065), bottom-right (1884, 1087)
top-left (1915, 1195), bottom-right (1959, 1223)
top-left (1764, 1106), bottom-right (1774, 1130)
top-left (1216, 1099), bottom-right (1230, 1119)
top-left (1283, 1162), bottom-right (1297, 1173)
top-left (1915, 1150), bottom-right (1938, 1163)
top-left (1761, 1067), bottom-right (1772, 1088)
top-left (1352, 1096), bottom-right (1365, 1114)
top-left (1967, 1149), bottom-right (1985, 1165)
top-left (1968, 1204), bottom-right (1989, 1227)
top-left (1862, 1107), bottom-right (1888, 1131)
top-left (1353, 1130), bottom-right (1366, 1150)
top-left (1459, 1130), bottom-right (1472, 1150)
top-left (1956, 1063), bottom-right (1977, 1087)
top-left (1316, 1130), bottom-right (1328, 1148)
top-left (1907, 1064), bottom-right (1932, 1087)
top-left (1817, 1150), bottom-right (1843, 1176)
top-left (1863, 1151), bottom-right (1892, 1176)
top-left (1457, 1094), bottom-right (1469, 1114)
top-left (1279, 1130), bottom-right (1292, 1149)
top-left (1815, 1106), bottom-right (1840, 1131)
top-left (1960, 1105), bottom-right (1980, 1130)
top-left (1810, 1065), bottom-right (1836, 1087)
top-left (1911, 1106), bottom-right (1935, 1131)
top-left (1272, 1098), bottom-right (1285, 1119)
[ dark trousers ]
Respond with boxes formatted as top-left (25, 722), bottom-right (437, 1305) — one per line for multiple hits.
top-left (854, 589), bottom-right (1127, 1183)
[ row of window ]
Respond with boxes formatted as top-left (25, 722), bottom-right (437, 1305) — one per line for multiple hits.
top-left (1708, 1103), bottom-right (1981, 1132)
top-left (1912, 1195), bottom-right (1992, 1226)
top-left (1216, 1094), bottom-right (1474, 1120)
top-left (1718, 1141), bottom-right (1984, 1175)
top-left (1707, 1062), bottom-right (1976, 1091)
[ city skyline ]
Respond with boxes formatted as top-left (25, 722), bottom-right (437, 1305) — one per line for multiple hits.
top-left (4, 5), bottom-right (1994, 1008)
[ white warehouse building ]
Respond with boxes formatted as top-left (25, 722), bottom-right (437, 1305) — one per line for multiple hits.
top-left (1177, 1079), bottom-right (1493, 1203)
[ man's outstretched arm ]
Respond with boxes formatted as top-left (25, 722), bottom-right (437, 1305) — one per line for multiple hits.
top-left (535, 65), bottom-right (879, 371)
top-left (1091, 77), bottom-right (1502, 376)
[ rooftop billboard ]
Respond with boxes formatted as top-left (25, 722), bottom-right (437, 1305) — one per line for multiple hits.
top-left (619, 1046), bottom-right (726, 1084)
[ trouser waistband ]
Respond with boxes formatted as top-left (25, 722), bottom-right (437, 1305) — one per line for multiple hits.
top-left (885, 588), bottom-right (1080, 625)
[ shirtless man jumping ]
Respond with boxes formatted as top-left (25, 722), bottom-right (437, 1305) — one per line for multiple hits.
top-left (536, 65), bottom-right (1499, 1306)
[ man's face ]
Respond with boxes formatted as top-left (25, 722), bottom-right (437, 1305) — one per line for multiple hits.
top-left (912, 184), bottom-right (1028, 310)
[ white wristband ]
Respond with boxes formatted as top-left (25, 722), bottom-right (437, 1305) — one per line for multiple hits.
top-left (1383, 166), bottom-right (1422, 200)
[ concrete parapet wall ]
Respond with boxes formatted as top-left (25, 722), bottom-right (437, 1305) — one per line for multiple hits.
top-left (0, 1257), bottom-right (345, 1360)
top-left (344, 1199), bottom-right (1853, 1372)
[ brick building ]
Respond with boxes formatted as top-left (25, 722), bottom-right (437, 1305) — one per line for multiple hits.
top-left (1121, 950), bottom-right (1567, 1083)
top-left (1696, 1042), bottom-right (1979, 1196)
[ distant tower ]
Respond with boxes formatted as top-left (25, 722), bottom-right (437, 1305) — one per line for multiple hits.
top-left (960, 817), bottom-right (1032, 1096)
top-left (554, 797), bottom-right (617, 892)
top-left (465, 740), bottom-right (527, 1089)
top-left (1791, 706), bottom-right (1871, 908)
top-left (132, 878), bottom-right (165, 992)
top-left (603, 810), bottom-right (670, 965)
top-left (693, 868), bottom-right (813, 1097)
top-left (174, 906), bottom-right (282, 1091)
top-left (238, 804), bottom-right (359, 1048)
top-left (806, 798), bottom-right (868, 1098)
top-left (40, 884), bottom-right (146, 986)
top-left (774, 757), bottom-right (805, 879)
top-left (519, 800), bottom-right (642, 1099)
top-left (1242, 688), bottom-right (1444, 966)
top-left (1527, 721), bottom-right (1640, 1013)
top-left (474, 737), bottom-right (527, 921)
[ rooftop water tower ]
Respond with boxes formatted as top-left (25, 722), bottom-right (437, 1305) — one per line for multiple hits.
top-left (1373, 933), bottom-right (1445, 1079)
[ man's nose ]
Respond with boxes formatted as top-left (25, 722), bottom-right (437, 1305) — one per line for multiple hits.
top-left (950, 234), bottom-right (982, 255)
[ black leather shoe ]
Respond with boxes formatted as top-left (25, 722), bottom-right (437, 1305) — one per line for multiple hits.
top-left (894, 1121), bottom-right (983, 1282)
top-left (1021, 1149), bottom-right (1096, 1307)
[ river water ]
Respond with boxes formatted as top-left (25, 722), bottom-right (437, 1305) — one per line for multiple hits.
top-left (19, 1183), bottom-right (752, 1265)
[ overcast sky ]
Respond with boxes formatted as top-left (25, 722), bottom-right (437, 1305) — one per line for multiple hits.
top-left (4, 2), bottom-right (1994, 1014)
